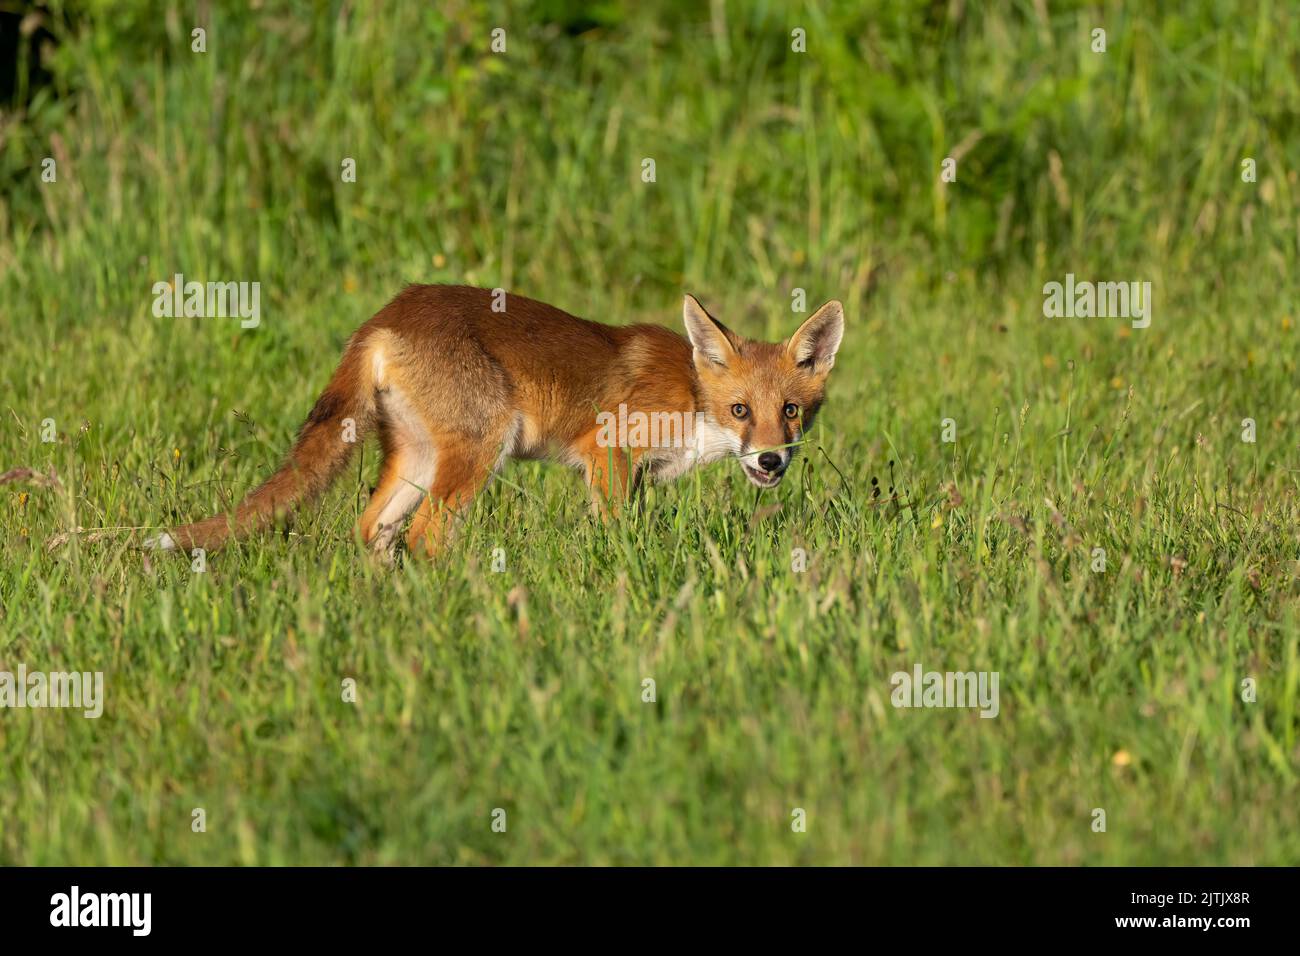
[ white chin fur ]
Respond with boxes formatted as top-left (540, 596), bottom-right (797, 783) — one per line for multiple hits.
top-left (739, 448), bottom-right (789, 488)
top-left (742, 463), bottom-right (783, 488)
top-left (142, 532), bottom-right (177, 551)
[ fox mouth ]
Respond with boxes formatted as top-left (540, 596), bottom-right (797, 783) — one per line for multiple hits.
top-left (742, 463), bottom-right (785, 488)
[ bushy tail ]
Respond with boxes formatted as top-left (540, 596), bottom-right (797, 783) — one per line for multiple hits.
top-left (147, 339), bottom-right (375, 553)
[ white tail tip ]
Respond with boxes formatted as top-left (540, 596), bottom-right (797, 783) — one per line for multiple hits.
top-left (141, 532), bottom-right (177, 551)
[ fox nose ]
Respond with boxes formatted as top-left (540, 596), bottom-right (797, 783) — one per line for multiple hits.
top-left (757, 451), bottom-right (783, 473)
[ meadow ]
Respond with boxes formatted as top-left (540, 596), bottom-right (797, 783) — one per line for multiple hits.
top-left (0, 1), bottom-right (1297, 864)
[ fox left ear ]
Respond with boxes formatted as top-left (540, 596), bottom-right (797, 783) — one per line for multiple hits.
top-left (787, 300), bottom-right (844, 373)
top-left (683, 294), bottom-right (739, 369)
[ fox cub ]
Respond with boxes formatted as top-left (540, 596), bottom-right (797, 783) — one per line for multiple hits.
top-left (146, 285), bottom-right (845, 558)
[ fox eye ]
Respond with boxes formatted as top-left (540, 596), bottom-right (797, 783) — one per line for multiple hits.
top-left (731, 403), bottom-right (749, 420)
top-left (783, 403), bottom-right (800, 419)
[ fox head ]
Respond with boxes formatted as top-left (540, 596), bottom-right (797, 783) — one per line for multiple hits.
top-left (683, 293), bottom-right (844, 489)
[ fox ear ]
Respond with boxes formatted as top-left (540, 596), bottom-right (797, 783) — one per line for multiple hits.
top-left (683, 294), bottom-right (737, 368)
top-left (787, 300), bottom-right (844, 374)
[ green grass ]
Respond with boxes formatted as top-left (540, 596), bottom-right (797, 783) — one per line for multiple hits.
top-left (0, 0), bottom-right (1297, 864)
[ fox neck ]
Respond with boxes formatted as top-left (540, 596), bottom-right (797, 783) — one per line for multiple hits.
top-left (642, 399), bottom-right (741, 483)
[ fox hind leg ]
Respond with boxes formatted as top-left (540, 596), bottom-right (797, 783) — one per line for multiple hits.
top-left (358, 388), bottom-right (436, 558)
top-left (405, 422), bottom-right (517, 560)
top-left (359, 451), bottom-right (433, 558)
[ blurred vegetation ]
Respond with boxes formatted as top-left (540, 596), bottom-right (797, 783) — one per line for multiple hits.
top-left (3, 0), bottom-right (1296, 312)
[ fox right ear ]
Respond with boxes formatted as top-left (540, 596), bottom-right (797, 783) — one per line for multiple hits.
top-left (683, 294), bottom-right (737, 368)
top-left (787, 299), bottom-right (844, 375)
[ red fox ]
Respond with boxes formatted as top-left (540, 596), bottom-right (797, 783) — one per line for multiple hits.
top-left (145, 285), bottom-right (844, 559)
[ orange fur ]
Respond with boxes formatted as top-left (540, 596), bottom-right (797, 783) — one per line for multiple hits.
top-left (148, 285), bottom-right (844, 558)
